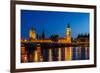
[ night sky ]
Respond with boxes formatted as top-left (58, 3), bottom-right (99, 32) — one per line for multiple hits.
top-left (21, 10), bottom-right (89, 39)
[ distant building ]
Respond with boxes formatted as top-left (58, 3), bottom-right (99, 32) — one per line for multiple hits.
top-left (76, 34), bottom-right (89, 46)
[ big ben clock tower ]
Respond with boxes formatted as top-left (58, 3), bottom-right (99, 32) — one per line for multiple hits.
top-left (66, 24), bottom-right (71, 43)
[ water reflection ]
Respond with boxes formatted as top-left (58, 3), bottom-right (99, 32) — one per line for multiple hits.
top-left (21, 46), bottom-right (89, 62)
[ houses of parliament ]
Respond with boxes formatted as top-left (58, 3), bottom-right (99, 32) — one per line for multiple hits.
top-left (28, 24), bottom-right (71, 43)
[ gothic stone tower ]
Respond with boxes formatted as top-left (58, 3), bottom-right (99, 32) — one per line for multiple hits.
top-left (65, 24), bottom-right (72, 61)
top-left (29, 28), bottom-right (36, 40)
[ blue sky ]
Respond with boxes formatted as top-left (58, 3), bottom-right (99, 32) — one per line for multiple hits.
top-left (21, 10), bottom-right (89, 39)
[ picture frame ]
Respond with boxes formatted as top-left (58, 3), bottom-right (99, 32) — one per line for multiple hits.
top-left (11, 0), bottom-right (97, 73)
